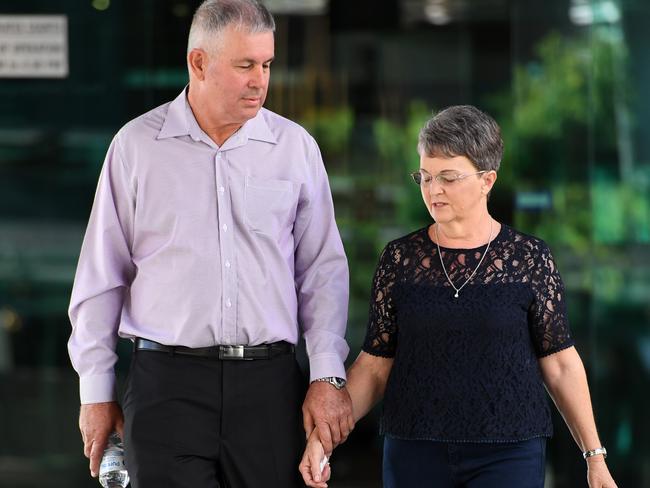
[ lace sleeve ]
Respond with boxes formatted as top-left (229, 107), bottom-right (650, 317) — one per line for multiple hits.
top-left (362, 243), bottom-right (399, 357)
top-left (528, 242), bottom-right (575, 357)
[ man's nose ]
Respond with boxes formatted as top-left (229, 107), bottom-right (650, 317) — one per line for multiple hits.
top-left (248, 66), bottom-right (266, 87)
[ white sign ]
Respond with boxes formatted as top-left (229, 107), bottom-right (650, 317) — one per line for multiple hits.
top-left (0, 15), bottom-right (68, 78)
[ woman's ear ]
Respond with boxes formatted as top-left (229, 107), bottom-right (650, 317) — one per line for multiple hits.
top-left (482, 170), bottom-right (498, 194)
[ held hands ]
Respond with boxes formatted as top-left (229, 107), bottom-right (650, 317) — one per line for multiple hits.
top-left (587, 457), bottom-right (618, 488)
top-left (300, 380), bottom-right (353, 486)
top-left (79, 401), bottom-right (124, 477)
top-left (302, 381), bottom-right (354, 453)
top-left (299, 428), bottom-right (332, 488)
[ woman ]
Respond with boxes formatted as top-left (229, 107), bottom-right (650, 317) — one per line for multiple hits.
top-left (299, 105), bottom-right (617, 488)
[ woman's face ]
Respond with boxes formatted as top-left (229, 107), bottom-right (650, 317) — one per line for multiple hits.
top-left (416, 154), bottom-right (496, 224)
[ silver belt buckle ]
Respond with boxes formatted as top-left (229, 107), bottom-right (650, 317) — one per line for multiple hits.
top-left (221, 345), bottom-right (245, 360)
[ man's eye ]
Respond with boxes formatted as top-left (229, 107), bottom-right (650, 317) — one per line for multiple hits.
top-left (238, 65), bottom-right (252, 69)
top-left (263, 64), bottom-right (271, 70)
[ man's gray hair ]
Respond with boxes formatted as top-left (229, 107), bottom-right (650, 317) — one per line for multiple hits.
top-left (187, 0), bottom-right (275, 55)
top-left (418, 105), bottom-right (503, 172)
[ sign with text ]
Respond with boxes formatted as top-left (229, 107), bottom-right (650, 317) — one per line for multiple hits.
top-left (0, 15), bottom-right (68, 78)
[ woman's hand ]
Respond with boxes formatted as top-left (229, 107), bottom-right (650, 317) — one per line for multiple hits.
top-left (299, 428), bottom-right (332, 488)
top-left (587, 457), bottom-right (618, 488)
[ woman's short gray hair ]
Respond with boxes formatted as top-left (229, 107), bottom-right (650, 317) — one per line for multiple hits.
top-left (187, 0), bottom-right (275, 55)
top-left (418, 105), bottom-right (503, 172)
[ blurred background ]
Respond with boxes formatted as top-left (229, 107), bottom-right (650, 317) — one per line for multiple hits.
top-left (1, 0), bottom-right (649, 486)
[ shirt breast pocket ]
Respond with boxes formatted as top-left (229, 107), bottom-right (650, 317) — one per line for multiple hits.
top-left (245, 176), bottom-right (295, 238)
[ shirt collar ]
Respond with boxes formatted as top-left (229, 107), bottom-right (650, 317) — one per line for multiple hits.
top-left (157, 87), bottom-right (191, 140)
top-left (157, 87), bottom-right (277, 147)
top-left (241, 109), bottom-right (277, 145)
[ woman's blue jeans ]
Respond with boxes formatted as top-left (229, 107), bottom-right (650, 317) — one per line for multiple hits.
top-left (383, 436), bottom-right (547, 488)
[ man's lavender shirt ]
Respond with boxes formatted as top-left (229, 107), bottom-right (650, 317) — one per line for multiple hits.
top-left (68, 90), bottom-right (350, 404)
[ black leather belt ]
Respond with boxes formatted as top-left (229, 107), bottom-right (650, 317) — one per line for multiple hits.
top-left (134, 338), bottom-right (295, 360)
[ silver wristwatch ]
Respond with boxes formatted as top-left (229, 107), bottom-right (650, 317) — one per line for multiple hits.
top-left (313, 376), bottom-right (347, 390)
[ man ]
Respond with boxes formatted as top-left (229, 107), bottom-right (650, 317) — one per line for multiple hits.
top-left (68, 1), bottom-right (353, 486)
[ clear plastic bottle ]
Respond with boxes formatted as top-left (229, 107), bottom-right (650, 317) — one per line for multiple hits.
top-left (98, 432), bottom-right (130, 488)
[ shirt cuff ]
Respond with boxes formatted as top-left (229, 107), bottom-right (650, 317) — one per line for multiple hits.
top-left (79, 373), bottom-right (117, 404)
top-left (308, 353), bottom-right (347, 382)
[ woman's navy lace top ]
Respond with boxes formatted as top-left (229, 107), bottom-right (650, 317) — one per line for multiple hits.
top-left (362, 224), bottom-right (575, 443)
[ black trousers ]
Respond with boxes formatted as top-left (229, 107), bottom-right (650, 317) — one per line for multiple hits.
top-left (122, 348), bottom-right (306, 488)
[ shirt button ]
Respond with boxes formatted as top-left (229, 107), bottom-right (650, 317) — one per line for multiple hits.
top-left (222, 224), bottom-right (228, 232)
top-left (225, 261), bottom-right (231, 268)
top-left (225, 298), bottom-right (232, 308)
top-left (219, 186), bottom-right (225, 193)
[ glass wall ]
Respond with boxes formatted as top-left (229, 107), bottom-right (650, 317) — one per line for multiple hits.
top-left (1, 0), bottom-right (648, 486)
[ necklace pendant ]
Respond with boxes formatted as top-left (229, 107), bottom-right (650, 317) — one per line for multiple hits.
top-left (434, 220), bottom-right (494, 303)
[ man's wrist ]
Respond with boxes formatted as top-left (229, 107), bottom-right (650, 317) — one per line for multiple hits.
top-left (312, 376), bottom-right (347, 390)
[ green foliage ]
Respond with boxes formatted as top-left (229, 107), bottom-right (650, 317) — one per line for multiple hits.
top-left (300, 106), bottom-right (355, 158)
top-left (505, 31), bottom-right (627, 143)
top-left (511, 33), bottom-right (589, 138)
top-left (488, 29), bottom-right (643, 250)
top-left (592, 178), bottom-right (650, 243)
top-left (372, 101), bottom-right (432, 228)
top-left (515, 183), bottom-right (592, 253)
top-left (373, 101), bottom-right (430, 171)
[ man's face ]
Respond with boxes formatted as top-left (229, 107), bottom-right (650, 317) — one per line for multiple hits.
top-left (199, 25), bottom-right (275, 126)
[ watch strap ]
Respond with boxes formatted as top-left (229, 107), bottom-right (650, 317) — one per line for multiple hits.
top-left (312, 376), bottom-right (346, 389)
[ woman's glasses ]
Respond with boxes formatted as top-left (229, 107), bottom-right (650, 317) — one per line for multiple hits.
top-left (409, 169), bottom-right (487, 187)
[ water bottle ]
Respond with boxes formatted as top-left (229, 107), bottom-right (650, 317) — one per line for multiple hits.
top-left (99, 432), bottom-right (130, 488)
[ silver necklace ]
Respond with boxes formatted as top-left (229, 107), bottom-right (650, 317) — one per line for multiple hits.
top-left (434, 220), bottom-right (494, 298)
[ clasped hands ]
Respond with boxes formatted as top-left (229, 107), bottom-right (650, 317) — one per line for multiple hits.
top-left (299, 426), bottom-right (333, 487)
top-left (300, 381), bottom-right (354, 487)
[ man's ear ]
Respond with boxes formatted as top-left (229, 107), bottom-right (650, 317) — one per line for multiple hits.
top-left (188, 48), bottom-right (207, 81)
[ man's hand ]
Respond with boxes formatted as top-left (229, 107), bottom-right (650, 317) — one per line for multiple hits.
top-left (299, 428), bottom-right (332, 488)
top-left (79, 401), bottom-right (124, 478)
top-left (302, 381), bottom-right (354, 453)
